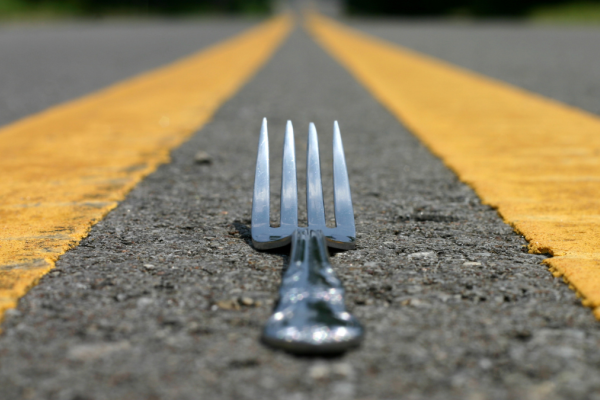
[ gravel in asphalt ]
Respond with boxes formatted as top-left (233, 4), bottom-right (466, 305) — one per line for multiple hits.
top-left (1, 21), bottom-right (600, 400)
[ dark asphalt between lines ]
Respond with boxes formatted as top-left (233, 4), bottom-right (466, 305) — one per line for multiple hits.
top-left (1, 18), bottom-right (600, 400)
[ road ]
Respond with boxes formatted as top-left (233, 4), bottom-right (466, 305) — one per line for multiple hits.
top-left (0, 19), bottom-right (258, 125)
top-left (1, 10), bottom-right (600, 400)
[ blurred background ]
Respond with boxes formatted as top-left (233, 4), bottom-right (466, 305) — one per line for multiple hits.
top-left (345, 0), bottom-right (600, 20)
top-left (1, 0), bottom-right (600, 21)
top-left (0, 0), bottom-right (273, 18)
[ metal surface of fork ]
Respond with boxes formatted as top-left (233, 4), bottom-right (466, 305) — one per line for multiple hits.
top-left (251, 118), bottom-right (364, 354)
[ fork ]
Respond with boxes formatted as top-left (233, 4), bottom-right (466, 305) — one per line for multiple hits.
top-left (251, 118), bottom-right (364, 354)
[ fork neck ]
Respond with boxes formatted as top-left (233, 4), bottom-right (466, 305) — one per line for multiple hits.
top-left (285, 228), bottom-right (340, 289)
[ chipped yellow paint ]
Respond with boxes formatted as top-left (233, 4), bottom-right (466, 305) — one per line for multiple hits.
top-left (306, 13), bottom-right (600, 319)
top-left (0, 15), bottom-right (293, 323)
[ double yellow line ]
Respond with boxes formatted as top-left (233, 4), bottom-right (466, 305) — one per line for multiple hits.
top-left (2, 12), bottom-right (600, 323)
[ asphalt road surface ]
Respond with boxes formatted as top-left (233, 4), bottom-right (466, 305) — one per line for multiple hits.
top-left (0, 19), bottom-right (257, 125)
top-left (2, 14), bottom-right (600, 400)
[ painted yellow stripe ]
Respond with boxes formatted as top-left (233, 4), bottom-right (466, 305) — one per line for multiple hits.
top-left (0, 15), bottom-right (292, 323)
top-left (306, 13), bottom-right (600, 318)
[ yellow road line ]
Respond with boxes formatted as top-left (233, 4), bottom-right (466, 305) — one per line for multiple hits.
top-left (0, 15), bottom-right (292, 323)
top-left (306, 13), bottom-right (600, 319)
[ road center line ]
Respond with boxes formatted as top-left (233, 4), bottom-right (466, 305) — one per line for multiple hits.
top-left (307, 13), bottom-right (600, 319)
top-left (0, 15), bottom-right (292, 324)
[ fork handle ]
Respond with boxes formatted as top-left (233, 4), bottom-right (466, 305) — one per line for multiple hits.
top-left (262, 228), bottom-right (364, 354)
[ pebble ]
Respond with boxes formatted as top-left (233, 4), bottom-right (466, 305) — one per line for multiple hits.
top-left (240, 297), bottom-right (254, 306)
top-left (408, 251), bottom-right (437, 259)
top-left (404, 298), bottom-right (431, 308)
top-left (216, 299), bottom-right (240, 311)
top-left (143, 264), bottom-right (155, 270)
top-left (479, 358), bottom-right (493, 370)
top-left (463, 262), bottom-right (482, 267)
top-left (309, 362), bottom-right (331, 380)
top-left (67, 341), bottom-right (130, 362)
top-left (137, 297), bottom-right (154, 308)
top-left (332, 362), bottom-right (355, 378)
top-left (194, 151), bottom-right (213, 164)
top-left (115, 293), bottom-right (127, 302)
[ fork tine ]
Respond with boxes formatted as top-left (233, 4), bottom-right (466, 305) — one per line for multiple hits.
top-left (252, 118), bottom-right (270, 229)
top-left (332, 121), bottom-right (355, 229)
top-left (306, 123), bottom-right (326, 228)
top-left (280, 120), bottom-right (298, 228)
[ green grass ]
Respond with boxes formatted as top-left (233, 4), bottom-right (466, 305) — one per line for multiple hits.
top-left (0, 0), bottom-right (271, 20)
top-left (531, 2), bottom-right (600, 23)
top-left (0, 0), bottom-right (83, 19)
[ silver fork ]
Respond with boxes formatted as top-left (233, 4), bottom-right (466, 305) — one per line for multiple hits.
top-left (252, 118), bottom-right (364, 354)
